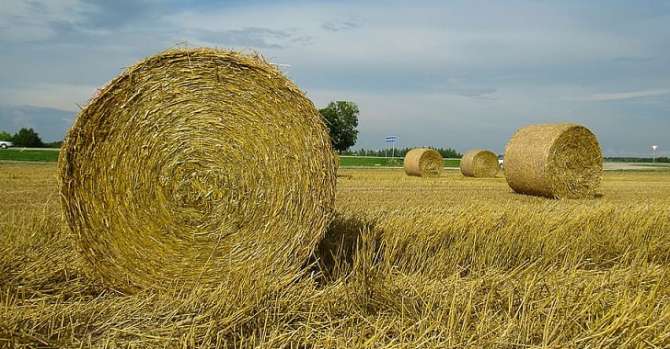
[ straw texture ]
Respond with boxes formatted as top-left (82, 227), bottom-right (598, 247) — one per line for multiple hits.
top-left (504, 123), bottom-right (602, 199)
top-left (58, 48), bottom-right (337, 292)
top-left (403, 148), bottom-right (443, 177)
top-left (460, 149), bottom-right (499, 178)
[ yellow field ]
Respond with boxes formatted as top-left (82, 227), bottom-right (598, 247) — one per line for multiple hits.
top-left (2, 163), bottom-right (670, 347)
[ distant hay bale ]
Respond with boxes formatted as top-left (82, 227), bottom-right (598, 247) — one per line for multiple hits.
top-left (403, 148), bottom-right (443, 177)
top-left (460, 149), bottom-right (499, 178)
top-left (503, 123), bottom-right (602, 199)
top-left (58, 48), bottom-right (337, 292)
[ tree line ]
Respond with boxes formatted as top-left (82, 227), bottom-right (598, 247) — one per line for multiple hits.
top-left (341, 147), bottom-right (462, 158)
top-left (604, 157), bottom-right (670, 163)
top-left (0, 128), bottom-right (61, 148)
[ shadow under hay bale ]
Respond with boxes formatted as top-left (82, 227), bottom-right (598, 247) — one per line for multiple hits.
top-left (403, 148), bottom-right (443, 177)
top-left (460, 149), bottom-right (499, 178)
top-left (309, 214), bottom-right (380, 283)
top-left (58, 48), bottom-right (337, 293)
top-left (504, 123), bottom-right (602, 199)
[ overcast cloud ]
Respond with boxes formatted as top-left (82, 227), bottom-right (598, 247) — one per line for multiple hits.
top-left (1, 0), bottom-right (668, 156)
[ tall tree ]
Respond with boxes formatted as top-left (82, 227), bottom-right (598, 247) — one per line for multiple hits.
top-left (0, 131), bottom-right (11, 141)
top-left (319, 101), bottom-right (359, 152)
top-left (12, 128), bottom-right (44, 147)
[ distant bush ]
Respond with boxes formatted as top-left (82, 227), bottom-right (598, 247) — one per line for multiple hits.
top-left (45, 141), bottom-right (63, 148)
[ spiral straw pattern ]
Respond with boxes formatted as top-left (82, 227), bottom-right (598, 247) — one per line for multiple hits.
top-left (58, 48), bottom-right (337, 292)
top-left (403, 148), bottom-right (443, 177)
top-left (460, 149), bottom-right (499, 178)
top-left (504, 123), bottom-right (602, 199)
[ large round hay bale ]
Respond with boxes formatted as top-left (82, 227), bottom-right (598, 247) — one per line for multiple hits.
top-left (503, 123), bottom-right (602, 199)
top-left (460, 149), bottom-right (499, 178)
top-left (403, 148), bottom-right (443, 177)
top-left (58, 48), bottom-right (337, 292)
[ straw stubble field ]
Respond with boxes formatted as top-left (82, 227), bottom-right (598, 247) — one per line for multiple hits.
top-left (2, 163), bottom-right (670, 347)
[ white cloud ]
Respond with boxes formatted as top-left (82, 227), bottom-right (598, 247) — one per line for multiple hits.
top-left (0, 83), bottom-right (98, 111)
top-left (160, 1), bottom-right (645, 82)
top-left (565, 89), bottom-right (670, 102)
top-left (0, 0), bottom-right (93, 41)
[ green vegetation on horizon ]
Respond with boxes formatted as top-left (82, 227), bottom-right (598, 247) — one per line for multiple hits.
top-left (3, 150), bottom-right (669, 171)
top-left (343, 146), bottom-right (462, 158)
top-left (340, 156), bottom-right (460, 168)
top-left (605, 156), bottom-right (670, 163)
top-left (0, 149), bottom-right (462, 167)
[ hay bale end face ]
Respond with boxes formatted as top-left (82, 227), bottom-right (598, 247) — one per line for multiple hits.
top-left (460, 149), bottom-right (499, 178)
top-left (503, 123), bottom-right (602, 199)
top-left (403, 148), bottom-right (443, 177)
top-left (58, 48), bottom-right (337, 292)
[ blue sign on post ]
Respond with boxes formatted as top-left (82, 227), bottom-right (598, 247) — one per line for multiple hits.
top-left (385, 136), bottom-right (399, 157)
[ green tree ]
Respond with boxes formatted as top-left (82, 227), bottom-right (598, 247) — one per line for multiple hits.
top-left (45, 140), bottom-right (64, 148)
top-left (0, 131), bottom-right (11, 141)
top-left (319, 101), bottom-right (359, 153)
top-left (12, 128), bottom-right (44, 147)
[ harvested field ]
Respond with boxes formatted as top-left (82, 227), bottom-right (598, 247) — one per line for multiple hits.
top-left (2, 163), bottom-right (670, 347)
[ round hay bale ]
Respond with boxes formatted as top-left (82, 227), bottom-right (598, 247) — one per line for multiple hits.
top-left (403, 148), bottom-right (443, 177)
top-left (58, 48), bottom-right (337, 292)
top-left (460, 149), bottom-right (499, 178)
top-left (503, 123), bottom-right (602, 199)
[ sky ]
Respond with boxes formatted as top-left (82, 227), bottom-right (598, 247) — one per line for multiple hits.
top-left (1, 0), bottom-right (668, 156)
